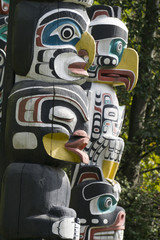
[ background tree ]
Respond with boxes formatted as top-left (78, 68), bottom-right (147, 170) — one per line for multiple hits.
top-left (95, 0), bottom-right (160, 239)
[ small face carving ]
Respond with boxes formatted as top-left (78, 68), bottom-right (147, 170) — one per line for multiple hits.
top-left (87, 5), bottom-right (138, 91)
top-left (89, 17), bottom-right (128, 68)
top-left (70, 166), bottom-right (125, 240)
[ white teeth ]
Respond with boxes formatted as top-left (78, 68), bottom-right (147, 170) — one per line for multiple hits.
top-left (114, 230), bottom-right (124, 240)
top-left (94, 233), bottom-right (114, 240)
top-left (93, 230), bottom-right (124, 240)
top-left (94, 236), bottom-right (113, 240)
top-left (94, 231), bottom-right (114, 236)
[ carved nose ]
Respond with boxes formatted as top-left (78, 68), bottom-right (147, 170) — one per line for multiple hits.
top-left (111, 210), bottom-right (126, 229)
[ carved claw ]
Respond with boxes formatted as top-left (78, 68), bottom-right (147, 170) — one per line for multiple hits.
top-left (52, 217), bottom-right (80, 240)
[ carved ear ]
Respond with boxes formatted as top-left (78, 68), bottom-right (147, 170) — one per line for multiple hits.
top-left (87, 5), bottom-right (122, 21)
top-left (87, 5), bottom-right (114, 20)
top-left (113, 6), bottom-right (122, 19)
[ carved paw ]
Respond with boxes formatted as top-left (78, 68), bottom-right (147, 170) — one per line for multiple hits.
top-left (52, 217), bottom-right (80, 240)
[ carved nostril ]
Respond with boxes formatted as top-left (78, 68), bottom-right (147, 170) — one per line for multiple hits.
top-left (112, 59), bottom-right (117, 65)
top-left (78, 49), bottom-right (89, 63)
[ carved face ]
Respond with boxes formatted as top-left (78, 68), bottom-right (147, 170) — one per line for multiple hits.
top-left (5, 1), bottom-right (96, 165)
top-left (87, 5), bottom-right (138, 91)
top-left (89, 17), bottom-right (128, 68)
top-left (70, 166), bottom-right (125, 240)
top-left (5, 81), bottom-right (90, 165)
top-left (12, 1), bottom-right (95, 85)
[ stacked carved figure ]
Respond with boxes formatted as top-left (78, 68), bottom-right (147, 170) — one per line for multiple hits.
top-left (0, 1), bottom-right (138, 240)
top-left (70, 5), bottom-right (138, 240)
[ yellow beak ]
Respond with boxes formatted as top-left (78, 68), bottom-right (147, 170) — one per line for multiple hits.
top-left (43, 133), bottom-right (81, 163)
top-left (75, 31), bottom-right (96, 70)
top-left (115, 48), bottom-right (139, 90)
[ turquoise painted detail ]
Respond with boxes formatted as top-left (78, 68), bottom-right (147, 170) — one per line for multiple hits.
top-left (42, 19), bottom-right (82, 46)
top-left (0, 25), bottom-right (8, 42)
top-left (110, 38), bottom-right (126, 63)
top-left (97, 195), bottom-right (117, 213)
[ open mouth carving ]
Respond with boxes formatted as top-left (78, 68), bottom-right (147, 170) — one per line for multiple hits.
top-left (98, 69), bottom-right (135, 91)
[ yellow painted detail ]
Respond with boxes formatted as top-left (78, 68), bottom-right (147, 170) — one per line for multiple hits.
top-left (43, 133), bottom-right (81, 163)
top-left (102, 160), bottom-right (120, 180)
top-left (94, 48), bottom-right (139, 91)
top-left (102, 160), bottom-right (114, 179)
top-left (109, 162), bottom-right (119, 180)
top-left (115, 48), bottom-right (139, 90)
top-left (75, 31), bottom-right (96, 70)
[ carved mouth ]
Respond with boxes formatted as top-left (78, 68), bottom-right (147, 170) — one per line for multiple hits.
top-left (91, 229), bottom-right (124, 240)
top-left (68, 62), bottom-right (89, 77)
top-left (65, 130), bottom-right (89, 164)
top-left (43, 131), bottom-right (89, 164)
top-left (98, 69), bottom-right (135, 91)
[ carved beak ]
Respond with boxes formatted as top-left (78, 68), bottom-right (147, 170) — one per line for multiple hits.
top-left (43, 131), bottom-right (89, 164)
top-left (75, 31), bottom-right (96, 70)
top-left (95, 48), bottom-right (139, 91)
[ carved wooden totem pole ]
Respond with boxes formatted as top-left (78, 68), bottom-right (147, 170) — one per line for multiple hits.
top-left (0, 2), bottom-right (139, 240)
top-left (70, 5), bottom-right (139, 240)
top-left (0, 0), bottom-right (95, 239)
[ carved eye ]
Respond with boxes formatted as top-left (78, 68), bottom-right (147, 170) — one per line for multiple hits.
top-left (111, 40), bottom-right (125, 56)
top-left (90, 194), bottom-right (117, 214)
top-left (61, 26), bottom-right (74, 40)
top-left (116, 42), bottom-right (123, 54)
top-left (104, 197), bottom-right (112, 208)
top-left (98, 195), bottom-right (116, 212)
top-left (41, 19), bottom-right (82, 46)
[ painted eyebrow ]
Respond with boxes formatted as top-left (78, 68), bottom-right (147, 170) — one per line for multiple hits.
top-left (91, 25), bottom-right (128, 42)
top-left (40, 11), bottom-right (87, 31)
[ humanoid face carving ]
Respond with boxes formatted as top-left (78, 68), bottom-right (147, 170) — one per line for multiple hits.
top-left (5, 1), bottom-right (96, 165)
top-left (5, 81), bottom-right (90, 165)
top-left (26, 3), bottom-right (95, 85)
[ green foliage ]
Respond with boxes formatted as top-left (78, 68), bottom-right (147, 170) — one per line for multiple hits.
top-left (118, 178), bottom-right (160, 240)
top-left (141, 153), bottom-right (160, 192)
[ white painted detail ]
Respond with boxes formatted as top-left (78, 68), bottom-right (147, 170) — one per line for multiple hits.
top-left (114, 230), bottom-right (124, 240)
top-left (104, 58), bottom-right (111, 65)
top-left (112, 59), bottom-right (117, 65)
top-left (90, 17), bottom-right (128, 33)
top-left (103, 219), bottom-right (108, 224)
top-left (13, 132), bottom-right (37, 149)
top-left (91, 219), bottom-right (99, 224)
top-left (52, 217), bottom-right (80, 240)
top-left (80, 219), bottom-right (87, 224)
top-left (104, 108), bottom-right (118, 121)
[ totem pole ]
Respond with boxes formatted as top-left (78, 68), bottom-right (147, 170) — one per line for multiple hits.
top-left (0, 0), bottom-right (9, 130)
top-left (0, 0), bottom-right (95, 239)
top-left (70, 5), bottom-right (139, 240)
